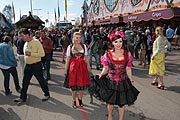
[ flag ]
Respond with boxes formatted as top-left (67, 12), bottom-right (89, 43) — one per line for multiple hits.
top-left (54, 8), bottom-right (57, 22)
top-left (12, 2), bottom-right (15, 22)
top-left (64, 0), bottom-right (67, 19)
top-left (58, 1), bottom-right (60, 21)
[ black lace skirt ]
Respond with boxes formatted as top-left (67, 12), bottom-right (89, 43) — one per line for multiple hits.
top-left (88, 75), bottom-right (140, 107)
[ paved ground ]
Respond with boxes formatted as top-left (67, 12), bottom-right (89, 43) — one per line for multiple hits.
top-left (0, 48), bottom-right (180, 120)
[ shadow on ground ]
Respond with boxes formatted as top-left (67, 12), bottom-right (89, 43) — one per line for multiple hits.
top-left (0, 107), bottom-right (21, 120)
top-left (86, 102), bottom-right (158, 120)
top-left (165, 86), bottom-right (180, 94)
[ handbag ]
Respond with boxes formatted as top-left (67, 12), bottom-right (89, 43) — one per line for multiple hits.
top-left (63, 69), bottom-right (69, 88)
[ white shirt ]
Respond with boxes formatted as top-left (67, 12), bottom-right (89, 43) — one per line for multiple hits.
top-left (66, 44), bottom-right (88, 56)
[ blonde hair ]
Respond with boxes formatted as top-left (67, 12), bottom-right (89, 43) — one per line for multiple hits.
top-left (73, 32), bottom-right (81, 37)
top-left (155, 26), bottom-right (164, 36)
top-left (72, 32), bottom-right (81, 43)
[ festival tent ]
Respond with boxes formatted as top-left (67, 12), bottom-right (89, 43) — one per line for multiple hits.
top-left (16, 11), bottom-right (45, 30)
top-left (87, 0), bottom-right (180, 26)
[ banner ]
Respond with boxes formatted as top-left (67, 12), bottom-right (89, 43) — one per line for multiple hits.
top-left (58, 5), bottom-right (60, 21)
top-left (58, 0), bottom-right (60, 21)
top-left (54, 8), bottom-right (57, 22)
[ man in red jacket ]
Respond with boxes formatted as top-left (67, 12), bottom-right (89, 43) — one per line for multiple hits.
top-left (40, 30), bottom-right (53, 82)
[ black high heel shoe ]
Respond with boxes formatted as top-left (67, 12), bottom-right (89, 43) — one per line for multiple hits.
top-left (151, 81), bottom-right (158, 86)
top-left (78, 99), bottom-right (84, 107)
top-left (72, 101), bottom-right (77, 109)
top-left (157, 84), bottom-right (165, 90)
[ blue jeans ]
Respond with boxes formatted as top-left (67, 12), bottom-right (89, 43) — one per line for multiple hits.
top-left (88, 51), bottom-right (100, 68)
top-left (1, 67), bottom-right (21, 94)
top-left (20, 62), bottom-right (50, 101)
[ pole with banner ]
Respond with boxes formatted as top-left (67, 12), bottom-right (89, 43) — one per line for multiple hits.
top-left (65, 0), bottom-right (67, 20)
top-left (54, 8), bottom-right (57, 24)
top-left (30, 0), bottom-right (33, 15)
top-left (58, 0), bottom-right (60, 22)
top-left (12, 2), bottom-right (15, 22)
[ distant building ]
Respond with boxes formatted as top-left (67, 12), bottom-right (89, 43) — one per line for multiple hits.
top-left (16, 11), bottom-right (45, 30)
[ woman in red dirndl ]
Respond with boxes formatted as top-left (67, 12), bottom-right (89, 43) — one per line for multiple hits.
top-left (64, 32), bottom-right (91, 109)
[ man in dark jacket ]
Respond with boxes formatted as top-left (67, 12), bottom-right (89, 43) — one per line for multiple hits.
top-left (88, 32), bottom-right (100, 70)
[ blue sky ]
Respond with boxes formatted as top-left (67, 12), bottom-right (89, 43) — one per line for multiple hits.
top-left (0, 0), bottom-right (90, 24)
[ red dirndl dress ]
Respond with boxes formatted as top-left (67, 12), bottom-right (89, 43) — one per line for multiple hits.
top-left (66, 51), bottom-right (90, 91)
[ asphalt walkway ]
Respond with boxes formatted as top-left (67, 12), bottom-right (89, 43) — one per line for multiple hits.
top-left (0, 48), bottom-right (180, 120)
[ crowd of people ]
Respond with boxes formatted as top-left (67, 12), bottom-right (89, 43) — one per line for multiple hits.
top-left (0, 23), bottom-right (179, 120)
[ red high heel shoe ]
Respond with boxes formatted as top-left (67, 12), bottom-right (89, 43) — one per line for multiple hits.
top-left (151, 81), bottom-right (158, 86)
top-left (157, 84), bottom-right (165, 90)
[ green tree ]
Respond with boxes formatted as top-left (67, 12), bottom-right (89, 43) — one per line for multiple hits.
top-left (2, 5), bottom-right (13, 23)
